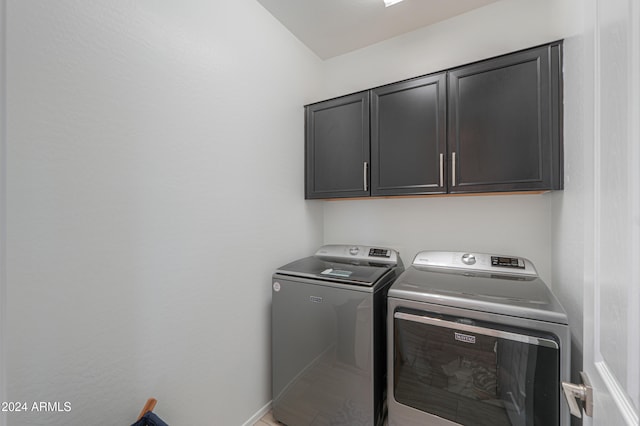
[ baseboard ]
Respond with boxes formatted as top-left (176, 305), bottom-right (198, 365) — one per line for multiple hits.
top-left (241, 400), bottom-right (272, 426)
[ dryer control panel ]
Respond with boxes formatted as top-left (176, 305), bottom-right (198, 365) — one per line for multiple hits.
top-left (412, 251), bottom-right (538, 276)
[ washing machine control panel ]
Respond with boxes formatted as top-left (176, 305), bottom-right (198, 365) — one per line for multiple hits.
top-left (315, 244), bottom-right (399, 265)
top-left (412, 251), bottom-right (537, 276)
top-left (369, 248), bottom-right (391, 258)
top-left (491, 255), bottom-right (525, 269)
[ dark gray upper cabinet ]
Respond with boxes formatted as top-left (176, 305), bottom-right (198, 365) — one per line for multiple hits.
top-left (448, 42), bottom-right (563, 193)
top-left (304, 41), bottom-right (563, 199)
top-left (371, 73), bottom-right (447, 196)
top-left (305, 92), bottom-right (370, 199)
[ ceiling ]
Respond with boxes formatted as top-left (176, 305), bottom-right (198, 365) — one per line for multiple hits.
top-left (256, 0), bottom-right (501, 59)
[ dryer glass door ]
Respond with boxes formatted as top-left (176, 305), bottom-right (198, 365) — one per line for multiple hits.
top-left (393, 311), bottom-right (560, 426)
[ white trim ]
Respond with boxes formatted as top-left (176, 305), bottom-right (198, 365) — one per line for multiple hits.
top-left (241, 401), bottom-right (272, 426)
top-left (627, 0), bottom-right (640, 408)
top-left (595, 361), bottom-right (640, 426)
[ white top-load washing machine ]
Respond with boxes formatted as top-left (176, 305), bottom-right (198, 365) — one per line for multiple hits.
top-left (272, 244), bottom-right (403, 426)
top-left (387, 251), bottom-right (570, 426)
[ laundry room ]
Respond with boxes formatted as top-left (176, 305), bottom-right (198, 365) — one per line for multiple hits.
top-left (1, 0), bottom-right (638, 426)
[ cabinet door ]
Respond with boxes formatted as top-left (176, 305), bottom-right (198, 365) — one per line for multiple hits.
top-left (448, 43), bottom-right (563, 193)
top-left (371, 73), bottom-right (447, 196)
top-left (305, 92), bottom-right (370, 199)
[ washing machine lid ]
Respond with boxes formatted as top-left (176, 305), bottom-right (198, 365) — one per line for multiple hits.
top-left (275, 244), bottom-right (400, 287)
top-left (388, 251), bottom-right (568, 324)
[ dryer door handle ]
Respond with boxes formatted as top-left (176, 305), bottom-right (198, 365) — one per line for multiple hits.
top-left (394, 311), bottom-right (558, 349)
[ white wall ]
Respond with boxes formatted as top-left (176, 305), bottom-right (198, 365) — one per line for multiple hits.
top-left (550, 32), bottom-right (588, 385)
top-left (318, 0), bottom-right (582, 101)
top-left (319, 0), bottom-right (582, 288)
top-left (324, 195), bottom-right (555, 281)
top-left (0, 1), bottom-right (7, 425)
top-left (4, 1), bottom-right (322, 425)
top-left (0, 0), bottom-right (604, 424)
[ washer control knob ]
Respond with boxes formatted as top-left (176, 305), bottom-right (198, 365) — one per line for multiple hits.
top-left (461, 253), bottom-right (476, 265)
top-left (349, 246), bottom-right (360, 256)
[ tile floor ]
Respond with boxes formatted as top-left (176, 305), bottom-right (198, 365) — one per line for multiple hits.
top-left (252, 410), bottom-right (390, 426)
top-left (253, 411), bottom-right (280, 426)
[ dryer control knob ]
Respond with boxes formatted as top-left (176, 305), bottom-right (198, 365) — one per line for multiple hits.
top-left (461, 253), bottom-right (476, 265)
top-left (349, 246), bottom-right (360, 256)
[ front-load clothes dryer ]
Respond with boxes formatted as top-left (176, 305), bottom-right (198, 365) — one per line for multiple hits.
top-left (272, 245), bottom-right (404, 426)
top-left (387, 251), bottom-right (570, 426)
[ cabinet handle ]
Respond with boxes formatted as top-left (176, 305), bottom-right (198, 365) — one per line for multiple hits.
top-left (363, 162), bottom-right (368, 191)
top-left (439, 153), bottom-right (444, 187)
top-left (451, 152), bottom-right (456, 187)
